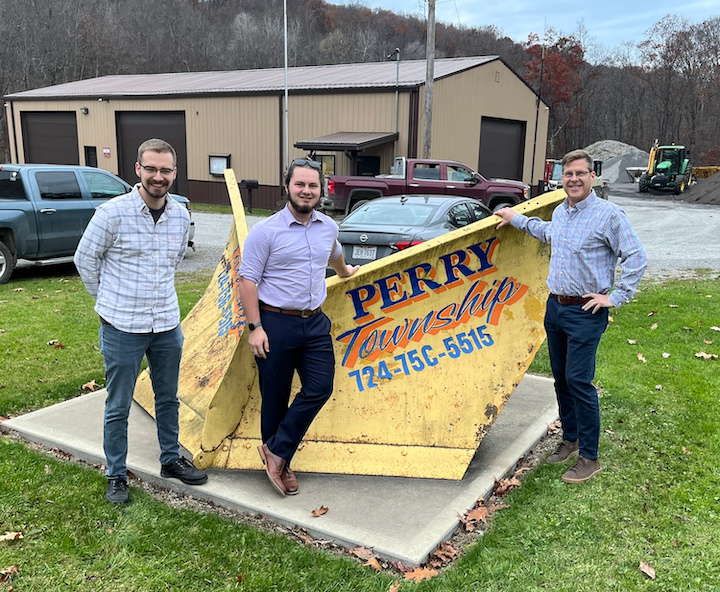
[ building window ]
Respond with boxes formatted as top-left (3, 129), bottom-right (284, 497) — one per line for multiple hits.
top-left (209, 154), bottom-right (231, 176)
top-left (315, 155), bottom-right (335, 176)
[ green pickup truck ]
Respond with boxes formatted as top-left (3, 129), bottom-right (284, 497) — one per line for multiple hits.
top-left (0, 164), bottom-right (194, 284)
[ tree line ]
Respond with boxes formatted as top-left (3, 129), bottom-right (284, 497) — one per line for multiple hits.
top-left (1, 0), bottom-right (718, 165)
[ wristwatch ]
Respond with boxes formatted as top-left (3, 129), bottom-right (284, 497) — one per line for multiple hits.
top-left (248, 321), bottom-right (262, 331)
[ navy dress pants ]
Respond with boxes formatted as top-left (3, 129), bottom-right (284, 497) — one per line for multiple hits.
top-left (544, 296), bottom-right (609, 461)
top-left (255, 310), bottom-right (335, 464)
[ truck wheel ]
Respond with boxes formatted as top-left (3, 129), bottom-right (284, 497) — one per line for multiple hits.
top-left (492, 202), bottom-right (513, 213)
top-left (0, 240), bottom-right (15, 285)
top-left (638, 173), bottom-right (649, 193)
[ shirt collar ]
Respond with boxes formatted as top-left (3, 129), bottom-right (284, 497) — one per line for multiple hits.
top-left (280, 204), bottom-right (320, 226)
top-left (132, 183), bottom-right (174, 214)
top-left (563, 190), bottom-right (597, 212)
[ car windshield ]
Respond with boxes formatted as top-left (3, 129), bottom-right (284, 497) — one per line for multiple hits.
top-left (344, 202), bottom-right (437, 226)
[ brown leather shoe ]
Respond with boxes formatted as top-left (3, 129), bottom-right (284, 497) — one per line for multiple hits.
top-left (547, 439), bottom-right (579, 464)
top-left (561, 456), bottom-right (602, 483)
top-left (281, 466), bottom-right (299, 495)
top-left (258, 443), bottom-right (287, 496)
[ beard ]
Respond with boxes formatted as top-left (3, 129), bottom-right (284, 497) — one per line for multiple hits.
top-left (288, 193), bottom-right (317, 214)
top-left (142, 179), bottom-right (170, 200)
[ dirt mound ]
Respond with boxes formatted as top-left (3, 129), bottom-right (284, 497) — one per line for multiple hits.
top-left (584, 140), bottom-right (647, 162)
top-left (685, 173), bottom-right (720, 205)
top-left (583, 140), bottom-right (649, 183)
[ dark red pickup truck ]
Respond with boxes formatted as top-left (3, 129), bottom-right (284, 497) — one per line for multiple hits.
top-left (322, 157), bottom-right (529, 216)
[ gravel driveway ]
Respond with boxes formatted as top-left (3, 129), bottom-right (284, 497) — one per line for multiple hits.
top-left (180, 192), bottom-right (720, 280)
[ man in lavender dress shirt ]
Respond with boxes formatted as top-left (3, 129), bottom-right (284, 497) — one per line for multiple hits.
top-left (238, 158), bottom-right (359, 496)
top-left (495, 149), bottom-right (647, 484)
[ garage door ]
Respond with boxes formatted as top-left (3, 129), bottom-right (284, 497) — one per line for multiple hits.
top-left (22, 112), bottom-right (79, 165)
top-left (116, 112), bottom-right (188, 195)
top-left (478, 117), bottom-right (525, 181)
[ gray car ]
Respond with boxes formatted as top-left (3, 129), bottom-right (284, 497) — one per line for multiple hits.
top-left (332, 195), bottom-right (492, 272)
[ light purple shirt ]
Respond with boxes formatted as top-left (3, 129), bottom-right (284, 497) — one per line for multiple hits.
top-left (510, 191), bottom-right (647, 307)
top-left (74, 186), bottom-right (190, 333)
top-left (239, 206), bottom-right (342, 310)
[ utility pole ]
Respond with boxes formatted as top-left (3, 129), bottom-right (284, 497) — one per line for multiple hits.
top-left (422, 0), bottom-right (435, 158)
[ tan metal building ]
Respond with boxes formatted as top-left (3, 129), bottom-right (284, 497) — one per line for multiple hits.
top-left (3, 57), bottom-right (548, 209)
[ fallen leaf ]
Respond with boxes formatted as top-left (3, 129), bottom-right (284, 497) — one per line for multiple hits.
top-left (392, 561), bottom-right (412, 573)
top-left (639, 560), bottom-right (656, 580)
top-left (650, 323), bottom-right (658, 330)
top-left (648, 310), bottom-right (656, 316)
top-left (655, 385), bottom-right (663, 390)
top-left (47, 339), bottom-right (65, 349)
top-left (365, 557), bottom-right (383, 572)
top-left (430, 541), bottom-right (459, 566)
top-left (547, 420), bottom-right (562, 435)
top-left (605, 429), bottom-right (615, 434)
top-left (637, 353), bottom-right (647, 363)
top-left (627, 339), bottom-right (637, 344)
top-left (388, 583), bottom-right (401, 592)
top-left (236, 573), bottom-right (243, 583)
top-left (489, 504), bottom-right (510, 511)
top-left (1, 532), bottom-right (23, 541)
top-left (32, 295), bottom-right (39, 300)
top-left (0, 564), bottom-right (19, 584)
top-left (704, 340), bottom-right (714, 345)
top-left (44, 465), bottom-right (51, 474)
top-left (466, 507), bottom-right (489, 524)
top-left (682, 326), bottom-right (692, 331)
top-left (311, 505), bottom-right (329, 517)
top-left (668, 304), bottom-right (678, 308)
top-left (0, 328), bottom-right (5, 334)
top-left (12, 288), bottom-right (24, 292)
top-left (695, 352), bottom-right (718, 360)
top-left (662, 352), bottom-right (670, 358)
top-left (682, 447), bottom-right (692, 455)
top-left (350, 546), bottom-right (377, 561)
top-left (404, 567), bottom-right (438, 582)
top-left (707, 295), bottom-right (713, 298)
top-left (608, 315), bottom-right (614, 323)
top-left (710, 326), bottom-right (720, 332)
top-left (82, 380), bottom-right (99, 392)
top-left (494, 476), bottom-right (521, 495)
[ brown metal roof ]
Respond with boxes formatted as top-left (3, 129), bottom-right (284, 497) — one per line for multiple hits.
top-left (294, 131), bottom-right (399, 151)
top-left (5, 56), bottom-right (499, 100)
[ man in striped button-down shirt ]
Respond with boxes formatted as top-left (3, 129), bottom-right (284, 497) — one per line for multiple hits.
top-left (496, 149), bottom-right (647, 484)
top-left (75, 138), bottom-right (207, 504)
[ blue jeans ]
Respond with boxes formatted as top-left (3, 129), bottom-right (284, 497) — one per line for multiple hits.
top-left (99, 323), bottom-right (183, 477)
top-left (256, 311), bottom-right (335, 464)
top-left (544, 297), bottom-right (608, 460)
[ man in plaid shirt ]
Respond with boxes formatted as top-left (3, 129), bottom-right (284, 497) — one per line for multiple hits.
top-left (75, 138), bottom-right (207, 504)
top-left (496, 149), bottom-right (647, 483)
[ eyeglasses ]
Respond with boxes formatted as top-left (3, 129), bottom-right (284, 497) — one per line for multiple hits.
top-left (138, 163), bottom-right (175, 175)
top-left (562, 170), bottom-right (591, 179)
top-left (291, 158), bottom-right (321, 170)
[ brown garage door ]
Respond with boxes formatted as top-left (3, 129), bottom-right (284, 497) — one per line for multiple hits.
top-left (478, 117), bottom-right (525, 181)
top-left (22, 112), bottom-right (79, 165)
top-left (116, 112), bottom-right (188, 195)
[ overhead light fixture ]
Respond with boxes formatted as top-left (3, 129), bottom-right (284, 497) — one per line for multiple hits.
top-left (80, 107), bottom-right (89, 115)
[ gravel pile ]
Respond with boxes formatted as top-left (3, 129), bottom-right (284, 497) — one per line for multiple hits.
top-left (583, 140), bottom-right (650, 183)
top-left (685, 172), bottom-right (720, 205)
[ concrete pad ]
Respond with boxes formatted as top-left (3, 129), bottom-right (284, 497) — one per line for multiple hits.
top-left (2, 374), bottom-right (557, 566)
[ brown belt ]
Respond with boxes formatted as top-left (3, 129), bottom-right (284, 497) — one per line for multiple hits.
top-left (259, 303), bottom-right (321, 318)
top-left (550, 294), bottom-right (592, 306)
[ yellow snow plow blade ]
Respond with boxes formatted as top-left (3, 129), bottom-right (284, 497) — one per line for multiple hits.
top-left (135, 176), bottom-right (563, 480)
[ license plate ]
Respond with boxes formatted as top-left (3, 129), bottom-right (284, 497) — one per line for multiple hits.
top-left (352, 245), bottom-right (377, 260)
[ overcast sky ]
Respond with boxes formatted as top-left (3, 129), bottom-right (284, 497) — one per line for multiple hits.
top-left (326, 0), bottom-right (718, 60)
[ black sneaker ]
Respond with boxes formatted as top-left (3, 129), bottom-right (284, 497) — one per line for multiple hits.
top-left (160, 456), bottom-right (208, 485)
top-left (106, 477), bottom-right (129, 504)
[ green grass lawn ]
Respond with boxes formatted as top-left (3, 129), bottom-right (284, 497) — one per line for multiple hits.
top-left (1, 270), bottom-right (719, 590)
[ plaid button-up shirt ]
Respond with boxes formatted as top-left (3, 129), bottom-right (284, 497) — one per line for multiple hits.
top-left (510, 191), bottom-right (647, 307)
top-left (74, 185), bottom-right (190, 333)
